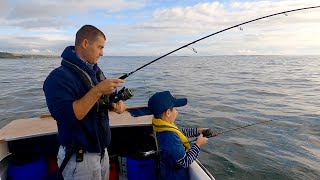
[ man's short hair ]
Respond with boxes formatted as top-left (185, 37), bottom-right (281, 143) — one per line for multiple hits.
top-left (75, 25), bottom-right (106, 46)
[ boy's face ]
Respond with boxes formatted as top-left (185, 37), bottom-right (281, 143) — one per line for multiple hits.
top-left (168, 107), bottom-right (178, 123)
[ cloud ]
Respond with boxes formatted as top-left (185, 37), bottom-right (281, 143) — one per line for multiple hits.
top-left (130, 0), bottom-right (320, 55)
top-left (0, 35), bottom-right (70, 55)
top-left (144, 0), bottom-right (320, 32)
top-left (2, 0), bottom-right (146, 30)
top-left (0, 0), bottom-right (10, 15)
top-left (5, 18), bottom-right (73, 29)
top-left (237, 49), bottom-right (258, 55)
top-left (6, 0), bottom-right (146, 20)
top-left (0, 0), bottom-right (319, 55)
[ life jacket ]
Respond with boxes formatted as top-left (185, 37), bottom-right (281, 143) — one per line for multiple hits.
top-left (61, 59), bottom-right (110, 149)
top-left (152, 117), bottom-right (191, 151)
top-left (58, 59), bottom-right (111, 179)
top-left (61, 59), bottom-right (110, 110)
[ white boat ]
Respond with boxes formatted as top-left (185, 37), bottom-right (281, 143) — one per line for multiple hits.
top-left (0, 107), bottom-right (215, 180)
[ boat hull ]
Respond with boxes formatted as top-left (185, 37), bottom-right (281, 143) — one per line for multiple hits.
top-left (0, 108), bottom-right (214, 179)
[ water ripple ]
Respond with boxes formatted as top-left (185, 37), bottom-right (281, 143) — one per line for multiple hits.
top-left (1, 56), bottom-right (319, 180)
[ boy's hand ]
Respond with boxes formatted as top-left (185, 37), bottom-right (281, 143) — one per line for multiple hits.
top-left (197, 128), bottom-right (208, 134)
top-left (195, 134), bottom-right (208, 147)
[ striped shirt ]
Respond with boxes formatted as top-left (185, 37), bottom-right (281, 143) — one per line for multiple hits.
top-left (181, 127), bottom-right (198, 138)
top-left (176, 127), bottom-right (200, 168)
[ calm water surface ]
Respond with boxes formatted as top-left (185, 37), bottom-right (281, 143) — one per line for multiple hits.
top-left (0, 56), bottom-right (319, 179)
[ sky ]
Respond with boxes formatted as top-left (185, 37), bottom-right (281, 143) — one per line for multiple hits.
top-left (0, 0), bottom-right (320, 56)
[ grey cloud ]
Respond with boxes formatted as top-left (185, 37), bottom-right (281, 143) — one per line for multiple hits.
top-left (6, 0), bottom-right (145, 20)
top-left (0, 0), bottom-right (10, 15)
top-left (7, 2), bottom-right (67, 20)
top-left (1, 0), bottom-right (319, 56)
top-left (0, 36), bottom-right (71, 55)
top-left (102, 24), bottom-right (172, 45)
top-left (3, 0), bottom-right (145, 29)
top-left (6, 17), bottom-right (74, 29)
top-left (147, 0), bottom-right (320, 35)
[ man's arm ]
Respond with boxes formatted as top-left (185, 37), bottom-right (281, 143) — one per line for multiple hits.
top-left (73, 79), bottom-right (124, 120)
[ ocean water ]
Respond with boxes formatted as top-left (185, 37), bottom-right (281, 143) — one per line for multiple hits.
top-left (0, 56), bottom-right (319, 179)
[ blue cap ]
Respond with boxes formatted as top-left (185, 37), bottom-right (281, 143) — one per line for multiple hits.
top-left (148, 91), bottom-right (187, 116)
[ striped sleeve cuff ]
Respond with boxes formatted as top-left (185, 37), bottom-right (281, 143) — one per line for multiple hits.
top-left (176, 144), bottom-right (200, 168)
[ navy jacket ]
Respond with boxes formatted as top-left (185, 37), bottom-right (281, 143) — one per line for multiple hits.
top-left (157, 131), bottom-right (190, 180)
top-left (43, 46), bottom-right (110, 153)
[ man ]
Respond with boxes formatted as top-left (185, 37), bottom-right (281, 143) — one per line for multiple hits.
top-left (148, 91), bottom-right (216, 180)
top-left (43, 25), bottom-right (125, 179)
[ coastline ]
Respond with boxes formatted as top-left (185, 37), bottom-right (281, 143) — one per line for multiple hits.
top-left (0, 52), bottom-right (58, 59)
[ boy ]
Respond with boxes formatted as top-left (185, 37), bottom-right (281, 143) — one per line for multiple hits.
top-left (148, 91), bottom-right (211, 180)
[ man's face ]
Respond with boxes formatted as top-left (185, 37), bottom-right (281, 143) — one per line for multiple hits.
top-left (85, 35), bottom-right (105, 64)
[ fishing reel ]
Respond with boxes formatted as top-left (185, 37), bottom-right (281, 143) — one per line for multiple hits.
top-left (109, 87), bottom-right (133, 103)
top-left (202, 128), bottom-right (219, 138)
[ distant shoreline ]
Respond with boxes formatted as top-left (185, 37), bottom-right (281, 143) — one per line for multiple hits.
top-left (0, 52), bottom-right (59, 59)
top-left (1, 51), bottom-right (319, 58)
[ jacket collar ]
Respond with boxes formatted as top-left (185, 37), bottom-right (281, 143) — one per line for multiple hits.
top-left (61, 46), bottom-right (98, 77)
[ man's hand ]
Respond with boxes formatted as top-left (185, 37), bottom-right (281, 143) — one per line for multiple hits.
top-left (112, 100), bottom-right (126, 114)
top-left (73, 78), bottom-right (125, 120)
top-left (96, 79), bottom-right (125, 96)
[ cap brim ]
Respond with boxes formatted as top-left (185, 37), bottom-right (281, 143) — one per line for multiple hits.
top-left (173, 98), bottom-right (187, 107)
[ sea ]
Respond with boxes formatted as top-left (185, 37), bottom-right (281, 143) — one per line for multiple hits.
top-left (0, 56), bottom-right (319, 180)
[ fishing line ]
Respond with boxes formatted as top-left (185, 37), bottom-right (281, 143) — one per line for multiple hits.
top-left (119, 5), bottom-right (320, 80)
top-left (142, 120), bottom-right (273, 157)
top-left (187, 119), bottom-right (273, 144)
top-left (187, 46), bottom-right (198, 54)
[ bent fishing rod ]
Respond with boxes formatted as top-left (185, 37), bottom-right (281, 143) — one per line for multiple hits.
top-left (119, 5), bottom-right (320, 80)
top-left (188, 119), bottom-right (273, 143)
top-left (142, 120), bottom-right (273, 156)
top-left (141, 120), bottom-right (272, 157)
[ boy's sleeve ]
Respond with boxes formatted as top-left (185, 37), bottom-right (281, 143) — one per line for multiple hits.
top-left (161, 133), bottom-right (186, 162)
top-left (161, 133), bottom-right (201, 168)
top-left (176, 144), bottom-right (200, 168)
top-left (181, 128), bottom-right (198, 138)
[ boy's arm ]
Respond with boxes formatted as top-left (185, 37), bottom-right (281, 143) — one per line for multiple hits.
top-left (181, 128), bottom-right (198, 138)
top-left (175, 144), bottom-right (200, 168)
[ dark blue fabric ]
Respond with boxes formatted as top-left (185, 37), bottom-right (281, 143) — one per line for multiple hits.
top-left (156, 131), bottom-right (190, 180)
top-left (43, 46), bottom-right (110, 153)
top-left (127, 107), bottom-right (152, 117)
top-left (148, 91), bottom-right (187, 116)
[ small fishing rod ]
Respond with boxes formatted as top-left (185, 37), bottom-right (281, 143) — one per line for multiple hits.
top-left (188, 119), bottom-right (273, 143)
top-left (142, 120), bottom-right (273, 157)
top-left (119, 5), bottom-right (320, 80)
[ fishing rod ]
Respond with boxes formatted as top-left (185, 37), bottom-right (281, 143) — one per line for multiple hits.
top-left (142, 120), bottom-right (273, 156)
top-left (188, 119), bottom-right (273, 143)
top-left (119, 5), bottom-right (320, 80)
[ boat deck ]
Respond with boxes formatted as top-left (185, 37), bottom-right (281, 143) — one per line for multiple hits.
top-left (0, 108), bottom-right (215, 180)
top-left (0, 110), bottom-right (152, 142)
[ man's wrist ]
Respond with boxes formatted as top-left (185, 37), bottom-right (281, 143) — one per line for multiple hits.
top-left (93, 85), bottom-right (103, 97)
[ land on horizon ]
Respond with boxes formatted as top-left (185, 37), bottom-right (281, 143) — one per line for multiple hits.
top-left (0, 51), bottom-right (58, 59)
top-left (1, 51), bottom-right (319, 59)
